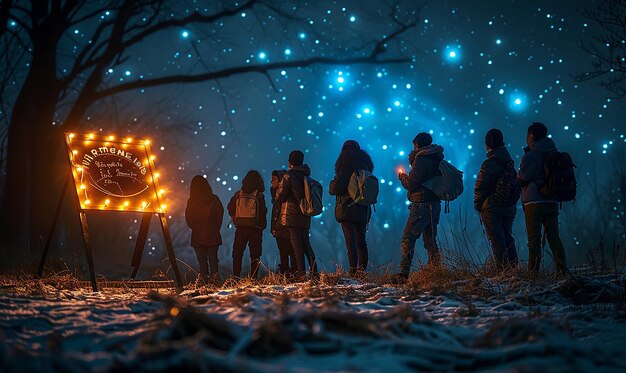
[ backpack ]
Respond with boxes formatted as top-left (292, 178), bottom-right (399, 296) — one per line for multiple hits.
top-left (422, 160), bottom-right (464, 202)
top-left (234, 190), bottom-right (261, 227)
top-left (540, 151), bottom-right (577, 202)
top-left (300, 176), bottom-right (324, 216)
top-left (491, 160), bottom-right (521, 206)
top-left (348, 169), bottom-right (379, 206)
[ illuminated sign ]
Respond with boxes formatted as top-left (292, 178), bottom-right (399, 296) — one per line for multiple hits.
top-left (65, 133), bottom-right (166, 212)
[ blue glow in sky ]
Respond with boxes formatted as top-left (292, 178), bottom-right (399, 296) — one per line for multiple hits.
top-left (508, 91), bottom-right (528, 112)
top-left (444, 45), bottom-right (462, 63)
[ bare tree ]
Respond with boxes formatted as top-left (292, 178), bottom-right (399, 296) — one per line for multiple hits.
top-left (0, 0), bottom-right (421, 261)
top-left (574, 0), bottom-right (626, 98)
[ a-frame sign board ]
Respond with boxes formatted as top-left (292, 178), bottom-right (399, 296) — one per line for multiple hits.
top-left (37, 133), bottom-right (183, 291)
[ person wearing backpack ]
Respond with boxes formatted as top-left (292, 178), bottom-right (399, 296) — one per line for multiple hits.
top-left (185, 175), bottom-right (224, 284)
top-left (275, 151), bottom-right (318, 279)
top-left (227, 170), bottom-right (268, 279)
top-left (397, 133), bottom-right (445, 280)
top-left (474, 129), bottom-right (520, 269)
top-left (329, 140), bottom-right (376, 275)
top-left (517, 122), bottom-right (569, 276)
top-left (271, 169), bottom-right (295, 275)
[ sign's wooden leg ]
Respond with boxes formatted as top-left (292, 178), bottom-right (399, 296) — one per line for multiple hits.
top-left (158, 213), bottom-right (183, 290)
top-left (78, 211), bottom-right (97, 292)
top-left (130, 212), bottom-right (152, 280)
top-left (37, 171), bottom-right (71, 278)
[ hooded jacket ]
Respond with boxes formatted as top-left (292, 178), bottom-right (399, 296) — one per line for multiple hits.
top-left (185, 180), bottom-right (224, 247)
top-left (474, 146), bottom-right (517, 215)
top-left (274, 164), bottom-right (312, 229)
top-left (517, 137), bottom-right (558, 204)
top-left (270, 169), bottom-right (289, 238)
top-left (400, 144), bottom-right (444, 203)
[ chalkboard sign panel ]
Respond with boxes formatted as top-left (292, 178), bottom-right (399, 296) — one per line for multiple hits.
top-left (65, 133), bottom-right (166, 212)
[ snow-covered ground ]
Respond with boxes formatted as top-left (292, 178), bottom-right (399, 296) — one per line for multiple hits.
top-left (1, 272), bottom-right (625, 372)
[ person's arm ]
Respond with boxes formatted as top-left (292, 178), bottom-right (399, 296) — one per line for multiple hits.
top-left (260, 195), bottom-right (268, 229)
top-left (275, 173), bottom-right (291, 203)
top-left (517, 152), bottom-right (536, 187)
top-left (403, 157), bottom-right (428, 192)
top-left (215, 198), bottom-right (225, 230)
top-left (329, 172), bottom-right (350, 196)
top-left (474, 161), bottom-right (495, 211)
top-left (184, 199), bottom-right (195, 228)
top-left (226, 192), bottom-right (238, 218)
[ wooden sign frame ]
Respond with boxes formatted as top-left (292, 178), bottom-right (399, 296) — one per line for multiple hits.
top-left (36, 133), bottom-right (183, 291)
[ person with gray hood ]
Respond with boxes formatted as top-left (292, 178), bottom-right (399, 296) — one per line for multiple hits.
top-left (474, 129), bottom-right (520, 269)
top-left (517, 122), bottom-right (567, 276)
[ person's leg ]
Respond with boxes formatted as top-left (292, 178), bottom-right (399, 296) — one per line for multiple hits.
top-left (503, 215), bottom-right (518, 267)
top-left (524, 204), bottom-right (544, 275)
top-left (289, 228), bottom-right (306, 276)
top-left (286, 238), bottom-right (296, 275)
top-left (340, 222), bottom-right (358, 274)
top-left (482, 211), bottom-right (507, 268)
top-left (399, 203), bottom-right (421, 277)
top-left (248, 229), bottom-right (263, 279)
top-left (355, 221), bottom-right (368, 272)
top-left (207, 245), bottom-right (220, 281)
top-left (302, 229), bottom-right (317, 275)
top-left (423, 202), bottom-right (441, 266)
top-left (194, 246), bottom-right (209, 283)
top-left (276, 237), bottom-right (289, 274)
top-left (542, 204), bottom-right (567, 275)
top-left (232, 228), bottom-right (247, 278)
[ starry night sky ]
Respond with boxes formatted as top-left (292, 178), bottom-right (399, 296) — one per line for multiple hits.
top-left (59, 0), bottom-right (625, 271)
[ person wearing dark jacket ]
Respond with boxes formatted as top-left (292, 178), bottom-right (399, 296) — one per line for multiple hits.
top-left (474, 129), bottom-right (519, 269)
top-left (397, 132), bottom-right (444, 279)
top-left (517, 122), bottom-right (567, 276)
top-left (227, 170), bottom-right (268, 279)
top-left (275, 150), bottom-right (318, 278)
top-left (329, 140), bottom-right (374, 275)
top-left (185, 175), bottom-right (224, 284)
top-left (271, 169), bottom-right (295, 274)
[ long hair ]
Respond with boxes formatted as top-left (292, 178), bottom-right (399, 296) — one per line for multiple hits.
top-left (242, 170), bottom-right (265, 193)
top-left (334, 140), bottom-right (374, 174)
top-left (189, 175), bottom-right (213, 202)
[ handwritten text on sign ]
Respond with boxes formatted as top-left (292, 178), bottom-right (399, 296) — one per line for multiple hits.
top-left (65, 133), bottom-right (165, 212)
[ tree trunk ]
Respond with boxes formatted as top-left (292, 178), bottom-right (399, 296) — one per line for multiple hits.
top-left (0, 21), bottom-right (61, 263)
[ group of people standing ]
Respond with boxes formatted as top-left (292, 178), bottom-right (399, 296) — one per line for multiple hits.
top-left (185, 121), bottom-right (572, 284)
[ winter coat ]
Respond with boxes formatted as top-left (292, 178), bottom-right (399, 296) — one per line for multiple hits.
top-left (227, 190), bottom-right (268, 230)
top-left (274, 164), bottom-right (312, 229)
top-left (270, 170), bottom-right (290, 239)
top-left (474, 146), bottom-right (517, 216)
top-left (185, 194), bottom-right (224, 247)
top-left (400, 144), bottom-right (444, 203)
top-left (517, 137), bottom-right (558, 204)
top-left (329, 149), bottom-right (373, 224)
